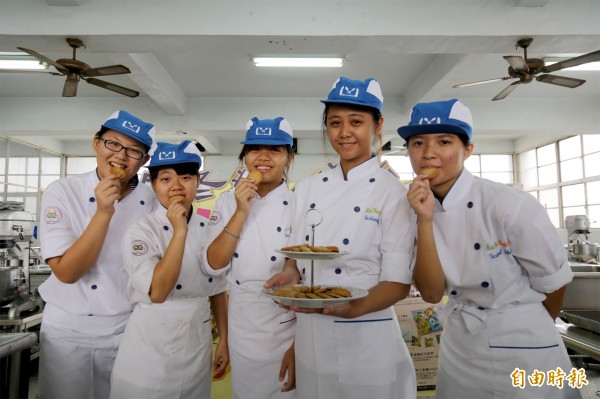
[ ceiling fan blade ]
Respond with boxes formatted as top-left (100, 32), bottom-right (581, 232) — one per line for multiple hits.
top-left (17, 47), bottom-right (69, 75)
top-left (81, 65), bottom-right (131, 77)
top-left (503, 56), bottom-right (529, 72)
top-left (492, 82), bottom-right (520, 101)
top-left (85, 78), bottom-right (140, 98)
top-left (453, 77), bottom-right (512, 88)
top-left (62, 75), bottom-right (79, 97)
top-left (536, 74), bottom-right (585, 88)
top-left (543, 50), bottom-right (600, 73)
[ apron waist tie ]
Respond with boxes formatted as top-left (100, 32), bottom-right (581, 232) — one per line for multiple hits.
top-left (439, 301), bottom-right (487, 334)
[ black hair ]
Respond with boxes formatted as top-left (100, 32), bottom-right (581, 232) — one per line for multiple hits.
top-left (237, 144), bottom-right (294, 161)
top-left (404, 134), bottom-right (471, 148)
top-left (95, 126), bottom-right (151, 154)
top-left (321, 103), bottom-right (384, 152)
top-left (148, 162), bottom-right (200, 181)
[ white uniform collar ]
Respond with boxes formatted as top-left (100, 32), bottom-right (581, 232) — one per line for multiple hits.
top-left (436, 168), bottom-right (474, 211)
top-left (333, 156), bottom-right (379, 181)
top-left (255, 179), bottom-right (289, 200)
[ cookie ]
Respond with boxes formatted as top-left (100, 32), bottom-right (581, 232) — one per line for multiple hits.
top-left (248, 170), bottom-right (263, 184)
top-left (169, 195), bottom-right (185, 204)
top-left (420, 167), bottom-right (439, 179)
top-left (109, 166), bottom-right (126, 181)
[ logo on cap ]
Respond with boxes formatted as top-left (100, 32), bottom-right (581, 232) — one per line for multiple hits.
top-left (158, 151), bottom-right (176, 161)
top-left (122, 120), bottom-right (141, 134)
top-left (256, 127), bottom-right (272, 136)
top-left (339, 86), bottom-right (359, 98)
top-left (419, 117), bottom-right (442, 125)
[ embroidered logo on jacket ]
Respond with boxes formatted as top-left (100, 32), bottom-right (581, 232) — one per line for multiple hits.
top-left (131, 240), bottom-right (148, 256)
top-left (485, 240), bottom-right (512, 259)
top-left (209, 210), bottom-right (222, 226)
top-left (364, 207), bottom-right (381, 223)
top-left (44, 207), bottom-right (62, 224)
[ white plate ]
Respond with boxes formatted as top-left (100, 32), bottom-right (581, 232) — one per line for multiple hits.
top-left (275, 250), bottom-right (349, 260)
top-left (262, 285), bottom-right (368, 308)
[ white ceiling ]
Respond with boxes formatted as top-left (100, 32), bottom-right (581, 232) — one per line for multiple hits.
top-left (0, 0), bottom-right (599, 156)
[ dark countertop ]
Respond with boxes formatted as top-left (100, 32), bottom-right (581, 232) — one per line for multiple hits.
top-left (0, 332), bottom-right (37, 358)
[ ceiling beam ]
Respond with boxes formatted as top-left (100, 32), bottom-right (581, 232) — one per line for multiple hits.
top-left (108, 53), bottom-right (187, 116)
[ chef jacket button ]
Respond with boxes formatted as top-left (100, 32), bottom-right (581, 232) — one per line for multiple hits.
top-left (89, 197), bottom-right (95, 203)
top-left (88, 314), bottom-right (93, 316)
top-left (140, 200), bottom-right (145, 205)
top-left (354, 206), bottom-right (360, 212)
top-left (478, 306), bottom-right (485, 310)
top-left (335, 268), bottom-right (342, 274)
top-left (234, 253), bottom-right (239, 258)
top-left (277, 226), bottom-right (282, 232)
top-left (176, 284), bottom-right (182, 290)
top-left (323, 177), bottom-right (329, 182)
top-left (302, 268), bottom-right (306, 275)
top-left (236, 280), bottom-right (240, 285)
top-left (481, 281), bottom-right (490, 288)
top-left (474, 243), bottom-right (480, 250)
top-left (208, 277), bottom-right (213, 283)
top-left (91, 284), bottom-right (97, 290)
top-left (369, 178), bottom-right (375, 183)
top-left (200, 222), bottom-right (205, 227)
top-left (271, 256), bottom-right (276, 261)
top-left (467, 201), bottom-right (473, 208)
top-left (283, 200), bottom-right (288, 206)
top-left (450, 290), bottom-right (457, 295)
top-left (305, 235), bottom-right (310, 241)
top-left (343, 238), bottom-right (349, 245)
top-left (163, 225), bottom-right (169, 231)
top-left (310, 203), bottom-right (316, 209)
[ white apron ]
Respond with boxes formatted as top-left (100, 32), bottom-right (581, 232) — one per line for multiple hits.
top-left (110, 298), bottom-right (213, 399)
top-left (291, 158), bottom-right (416, 398)
top-left (228, 283), bottom-right (297, 399)
top-left (423, 170), bottom-right (579, 399)
top-left (204, 182), bottom-right (297, 399)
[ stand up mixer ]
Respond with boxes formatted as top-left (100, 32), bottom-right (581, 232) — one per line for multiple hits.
top-left (565, 215), bottom-right (599, 264)
top-left (0, 205), bottom-right (44, 319)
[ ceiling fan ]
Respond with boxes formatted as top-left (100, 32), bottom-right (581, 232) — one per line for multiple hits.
top-left (453, 38), bottom-right (600, 101)
top-left (15, 37), bottom-right (139, 98)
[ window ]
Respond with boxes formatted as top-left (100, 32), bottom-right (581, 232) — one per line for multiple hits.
top-left (382, 153), bottom-right (514, 184)
top-left (517, 135), bottom-right (600, 228)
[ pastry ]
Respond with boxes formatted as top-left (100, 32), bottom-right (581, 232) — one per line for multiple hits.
top-left (169, 195), bottom-right (185, 203)
top-left (109, 166), bottom-right (126, 181)
top-left (248, 170), bottom-right (263, 184)
top-left (420, 167), bottom-right (439, 179)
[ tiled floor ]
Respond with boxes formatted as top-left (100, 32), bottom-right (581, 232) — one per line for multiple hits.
top-left (25, 358), bottom-right (600, 398)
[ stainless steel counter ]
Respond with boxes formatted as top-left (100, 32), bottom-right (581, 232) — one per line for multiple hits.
top-left (556, 318), bottom-right (600, 362)
top-left (0, 332), bottom-right (37, 398)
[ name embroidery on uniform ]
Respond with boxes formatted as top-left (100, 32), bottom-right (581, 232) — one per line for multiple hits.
top-left (364, 207), bottom-right (381, 223)
top-left (209, 210), bottom-right (222, 226)
top-left (131, 240), bottom-right (148, 256)
top-left (45, 207), bottom-right (62, 224)
top-left (486, 240), bottom-right (512, 259)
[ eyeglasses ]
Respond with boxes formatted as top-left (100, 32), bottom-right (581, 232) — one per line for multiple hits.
top-left (98, 137), bottom-right (146, 160)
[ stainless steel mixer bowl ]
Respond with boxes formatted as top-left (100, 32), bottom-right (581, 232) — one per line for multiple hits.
top-left (0, 266), bottom-right (19, 306)
top-left (571, 243), bottom-right (599, 263)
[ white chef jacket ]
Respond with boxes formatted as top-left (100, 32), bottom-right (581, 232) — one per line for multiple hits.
top-left (110, 206), bottom-right (227, 399)
top-left (38, 170), bottom-right (156, 399)
top-left (291, 157), bottom-right (417, 399)
top-left (423, 169), bottom-right (580, 399)
top-left (203, 181), bottom-right (297, 399)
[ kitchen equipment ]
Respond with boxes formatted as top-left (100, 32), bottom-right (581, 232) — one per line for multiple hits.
top-left (561, 311), bottom-right (600, 335)
top-left (565, 215), bottom-right (599, 263)
top-left (0, 206), bottom-right (44, 318)
top-left (563, 265), bottom-right (600, 310)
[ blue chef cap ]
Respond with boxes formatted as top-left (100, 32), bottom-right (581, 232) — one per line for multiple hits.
top-left (101, 110), bottom-right (157, 156)
top-left (320, 77), bottom-right (384, 112)
top-left (148, 140), bottom-right (203, 169)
